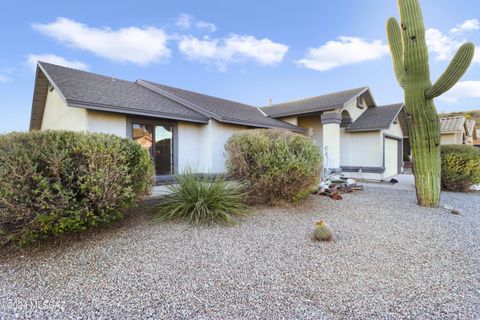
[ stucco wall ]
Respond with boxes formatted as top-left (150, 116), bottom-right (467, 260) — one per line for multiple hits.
top-left (341, 131), bottom-right (383, 167)
top-left (279, 116), bottom-right (298, 126)
top-left (383, 119), bottom-right (403, 138)
top-left (298, 115), bottom-right (323, 149)
top-left (342, 97), bottom-right (367, 122)
top-left (441, 132), bottom-right (461, 145)
top-left (41, 87), bottom-right (88, 131)
top-left (177, 119), bottom-right (247, 174)
top-left (87, 110), bottom-right (127, 137)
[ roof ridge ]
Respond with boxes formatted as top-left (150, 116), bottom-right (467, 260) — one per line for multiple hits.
top-left (264, 86), bottom-right (369, 108)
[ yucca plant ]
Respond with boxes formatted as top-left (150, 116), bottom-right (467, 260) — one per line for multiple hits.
top-left (154, 172), bottom-right (248, 225)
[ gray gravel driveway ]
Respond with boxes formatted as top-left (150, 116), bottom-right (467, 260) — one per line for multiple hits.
top-left (1, 187), bottom-right (479, 319)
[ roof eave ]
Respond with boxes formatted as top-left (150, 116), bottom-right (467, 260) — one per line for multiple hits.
top-left (67, 100), bottom-right (210, 124)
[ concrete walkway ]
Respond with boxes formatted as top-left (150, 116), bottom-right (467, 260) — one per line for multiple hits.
top-left (360, 173), bottom-right (416, 191)
top-left (149, 185), bottom-right (173, 198)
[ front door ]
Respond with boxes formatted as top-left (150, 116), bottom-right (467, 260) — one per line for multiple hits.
top-left (132, 122), bottom-right (174, 175)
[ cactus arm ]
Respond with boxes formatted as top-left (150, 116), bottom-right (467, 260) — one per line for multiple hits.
top-left (425, 43), bottom-right (475, 99)
top-left (386, 17), bottom-right (405, 88)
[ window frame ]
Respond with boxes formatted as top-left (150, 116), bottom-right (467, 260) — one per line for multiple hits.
top-left (127, 116), bottom-right (178, 175)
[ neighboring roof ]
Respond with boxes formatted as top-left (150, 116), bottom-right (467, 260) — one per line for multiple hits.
top-left (465, 119), bottom-right (477, 137)
top-left (439, 116), bottom-right (466, 133)
top-left (31, 62), bottom-right (301, 132)
top-left (346, 103), bottom-right (404, 132)
top-left (137, 80), bottom-right (302, 131)
top-left (261, 87), bottom-right (372, 118)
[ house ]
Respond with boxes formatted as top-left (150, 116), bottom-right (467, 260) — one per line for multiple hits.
top-left (30, 62), bottom-right (406, 181)
top-left (439, 116), bottom-right (478, 145)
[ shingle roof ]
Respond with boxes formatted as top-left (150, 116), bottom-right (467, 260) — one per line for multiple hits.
top-left (346, 103), bottom-right (404, 132)
top-left (137, 80), bottom-right (303, 131)
top-left (439, 116), bottom-right (466, 133)
top-left (261, 87), bottom-right (370, 118)
top-left (465, 120), bottom-right (476, 137)
top-left (38, 62), bottom-right (208, 123)
top-left (33, 62), bottom-right (301, 132)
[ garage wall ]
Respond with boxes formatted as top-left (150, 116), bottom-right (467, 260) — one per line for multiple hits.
top-left (341, 131), bottom-right (383, 167)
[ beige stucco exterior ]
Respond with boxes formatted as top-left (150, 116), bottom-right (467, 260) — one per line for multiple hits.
top-left (41, 87), bottom-right (88, 131)
top-left (41, 87), bottom-right (127, 137)
top-left (441, 132), bottom-right (463, 145)
top-left (177, 119), bottom-right (247, 174)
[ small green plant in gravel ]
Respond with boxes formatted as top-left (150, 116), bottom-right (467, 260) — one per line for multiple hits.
top-left (313, 221), bottom-right (333, 241)
top-left (154, 172), bottom-right (248, 225)
top-left (441, 145), bottom-right (480, 192)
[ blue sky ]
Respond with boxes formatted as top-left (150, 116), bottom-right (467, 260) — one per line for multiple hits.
top-left (1, 0), bottom-right (479, 132)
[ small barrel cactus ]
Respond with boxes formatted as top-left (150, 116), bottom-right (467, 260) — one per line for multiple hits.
top-left (313, 220), bottom-right (333, 241)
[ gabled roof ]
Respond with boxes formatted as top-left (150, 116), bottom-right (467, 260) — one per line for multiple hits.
top-left (439, 116), bottom-right (466, 133)
top-left (30, 62), bottom-right (301, 132)
top-left (137, 80), bottom-right (303, 131)
top-left (346, 103), bottom-right (404, 132)
top-left (261, 87), bottom-right (373, 118)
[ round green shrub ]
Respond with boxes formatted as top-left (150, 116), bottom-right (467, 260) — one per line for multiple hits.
top-left (441, 145), bottom-right (480, 192)
top-left (225, 129), bottom-right (322, 204)
top-left (0, 131), bottom-right (155, 246)
top-left (313, 220), bottom-right (333, 241)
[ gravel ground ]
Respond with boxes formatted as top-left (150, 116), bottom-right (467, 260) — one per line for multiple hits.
top-left (1, 187), bottom-right (479, 319)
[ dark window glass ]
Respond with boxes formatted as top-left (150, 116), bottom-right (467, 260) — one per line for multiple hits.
top-left (132, 124), bottom-right (153, 156)
top-left (132, 122), bottom-right (174, 175)
top-left (154, 125), bottom-right (173, 175)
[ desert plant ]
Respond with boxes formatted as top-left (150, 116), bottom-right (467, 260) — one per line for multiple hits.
top-left (441, 145), bottom-right (480, 192)
top-left (0, 131), bottom-right (154, 246)
top-left (313, 221), bottom-right (333, 241)
top-left (386, 0), bottom-right (475, 207)
top-left (154, 172), bottom-right (248, 225)
top-left (225, 129), bottom-right (322, 205)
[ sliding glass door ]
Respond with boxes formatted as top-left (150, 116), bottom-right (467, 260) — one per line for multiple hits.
top-left (132, 122), bottom-right (174, 175)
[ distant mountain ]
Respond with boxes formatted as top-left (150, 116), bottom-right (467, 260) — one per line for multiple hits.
top-left (438, 110), bottom-right (480, 126)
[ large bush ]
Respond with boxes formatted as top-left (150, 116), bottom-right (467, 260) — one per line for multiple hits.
top-left (155, 171), bottom-right (247, 225)
top-left (441, 145), bottom-right (480, 192)
top-left (0, 131), bottom-right (154, 245)
top-left (225, 129), bottom-right (322, 204)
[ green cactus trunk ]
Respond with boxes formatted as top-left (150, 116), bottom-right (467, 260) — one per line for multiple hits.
top-left (387, 0), bottom-right (474, 207)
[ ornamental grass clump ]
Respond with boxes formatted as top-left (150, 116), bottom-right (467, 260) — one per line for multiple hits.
top-left (0, 131), bottom-right (154, 246)
top-left (225, 129), bottom-right (322, 205)
top-left (441, 145), bottom-right (480, 192)
top-left (154, 172), bottom-right (248, 225)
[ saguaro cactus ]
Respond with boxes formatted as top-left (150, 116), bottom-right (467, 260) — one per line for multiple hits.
top-left (387, 0), bottom-right (475, 207)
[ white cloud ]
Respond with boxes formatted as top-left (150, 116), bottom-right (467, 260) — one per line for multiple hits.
top-left (426, 19), bottom-right (480, 62)
top-left (175, 13), bottom-right (216, 32)
top-left (425, 28), bottom-right (460, 61)
top-left (0, 74), bottom-right (10, 82)
top-left (439, 81), bottom-right (480, 103)
top-left (26, 54), bottom-right (88, 71)
top-left (175, 13), bottom-right (192, 29)
top-left (32, 18), bottom-right (171, 65)
top-left (296, 37), bottom-right (389, 71)
top-left (178, 34), bottom-right (288, 70)
top-left (450, 19), bottom-right (480, 34)
top-left (195, 20), bottom-right (216, 32)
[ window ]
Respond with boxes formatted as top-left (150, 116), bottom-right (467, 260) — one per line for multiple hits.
top-left (132, 121), bottom-right (174, 175)
top-left (356, 97), bottom-right (364, 109)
